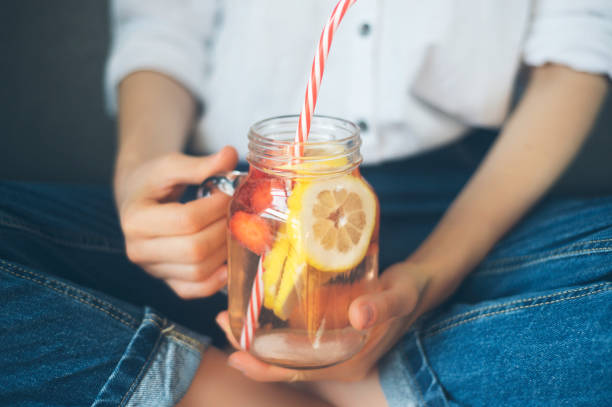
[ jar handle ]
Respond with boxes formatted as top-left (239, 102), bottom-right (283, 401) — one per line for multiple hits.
top-left (197, 170), bottom-right (247, 198)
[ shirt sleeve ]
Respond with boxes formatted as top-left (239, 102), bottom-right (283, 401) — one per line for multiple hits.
top-left (104, 0), bottom-right (217, 114)
top-left (523, 0), bottom-right (612, 78)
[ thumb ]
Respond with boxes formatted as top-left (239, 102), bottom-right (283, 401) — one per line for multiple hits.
top-left (348, 263), bottom-right (425, 330)
top-left (157, 146), bottom-right (239, 186)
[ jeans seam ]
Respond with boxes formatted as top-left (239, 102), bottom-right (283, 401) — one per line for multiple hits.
top-left (0, 214), bottom-right (124, 253)
top-left (476, 247), bottom-right (612, 275)
top-left (118, 328), bottom-right (164, 407)
top-left (0, 259), bottom-right (139, 328)
top-left (166, 330), bottom-right (205, 353)
top-left (480, 238), bottom-right (612, 267)
top-left (142, 318), bottom-right (163, 329)
top-left (155, 321), bottom-right (205, 353)
top-left (167, 333), bottom-right (204, 354)
top-left (401, 335), bottom-right (426, 406)
top-left (143, 312), bottom-right (164, 325)
top-left (426, 282), bottom-right (608, 332)
top-left (423, 286), bottom-right (610, 338)
top-left (142, 317), bottom-right (204, 351)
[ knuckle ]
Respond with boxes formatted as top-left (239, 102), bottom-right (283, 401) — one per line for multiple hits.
top-left (173, 285), bottom-right (195, 300)
top-left (198, 282), bottom-right (218, 298)
top-left (187, 264), bottom-right (208, 281)
top-left (177, 210), bottom-right (201, 234)
top-left (187, 240), bottom-right (209, 262)
top-left (125, 242), bottom-right (143, 263)
top-left (120, 213), bottom-right (140, 237)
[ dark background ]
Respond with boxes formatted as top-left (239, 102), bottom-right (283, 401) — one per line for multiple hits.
top-left (1, 1), bottom-right (115, 184)
top-left (1, 1), bottom-right (611, 192)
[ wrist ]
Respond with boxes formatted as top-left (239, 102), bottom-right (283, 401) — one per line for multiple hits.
top-left (113, 158), bottom-right (135, 212)
top-left (113, 133), bottom-right (185, 207)
top-left (401, 256), bottom-right (465, 315)
top-left (113, 145), bottom-right (156, 210)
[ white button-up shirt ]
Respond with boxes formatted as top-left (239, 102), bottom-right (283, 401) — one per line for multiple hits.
top-left (106, 0), bottom-right (612, 164)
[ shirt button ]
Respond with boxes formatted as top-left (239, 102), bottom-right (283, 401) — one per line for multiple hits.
top-left (359, 23), bottom-right (371, 37)
top-left (357, 120), bottom-right (369, 133)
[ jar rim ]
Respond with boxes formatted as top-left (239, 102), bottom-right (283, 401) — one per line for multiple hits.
top-left (249, 114), bottom-right (360, 145)
top-left (247, 115), bottom-right (362, 177)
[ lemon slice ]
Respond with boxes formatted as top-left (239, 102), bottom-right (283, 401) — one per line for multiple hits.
top-left (299, 176), bottom-right (376, 271)
top-left (262, 232), bottom-right (289, 310)
top-left (269, 184), bottom-right (308, 320)
top-left (272, 242), bottom-right (305, 320)
top-left (261, 225), bottom-right (308, 321)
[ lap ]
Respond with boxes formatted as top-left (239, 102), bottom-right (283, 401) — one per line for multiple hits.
top-left (0, 181), bottom-right (220, 405)
top-left (377, 194), bottom-right (612, 406)
top-left (0, 249), bottom-right (208, 406)
top-left (0, 181), bottom-right (228, 346)
top-left (460, 196), bottom-right (612, 302)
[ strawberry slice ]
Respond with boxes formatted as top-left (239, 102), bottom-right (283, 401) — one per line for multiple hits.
top-left (230, 211), bottom-right (272, 254)
top-left (249, 167), bottom-right (267, 180)
top-left (251, 178), bottom-right (286, 214)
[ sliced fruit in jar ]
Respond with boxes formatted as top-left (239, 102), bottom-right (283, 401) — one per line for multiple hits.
top-left (251, 178), bottom-right (287, 214)
top-left (229, 211), bottom-right (272, 255)
top-left (299, 176), bottom-right (377, 271)
top-left (262, 233), bottom-right (289, 310)
top-left (272, 242), bottom-right (306, 320)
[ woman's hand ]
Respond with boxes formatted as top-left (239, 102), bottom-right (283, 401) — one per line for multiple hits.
top-left (116, 146), bottom-right (238, 299)
top-left (114, 72), bottom-right (241, 299)
top-left (216, 261), bottom-right (432, 382)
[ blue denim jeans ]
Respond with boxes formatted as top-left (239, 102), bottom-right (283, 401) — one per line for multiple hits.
top-left (1, 131), bottom-right (610, 406)
top-left (365, 134), bottom-right (612, 406)
top-left (0, 182), bottom-right (222, 406)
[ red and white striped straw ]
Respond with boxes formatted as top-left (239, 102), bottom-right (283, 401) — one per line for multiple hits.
top-left (240, 255), bottom-right (265, 350)
top-left (240, 0), bottom-right (358, 351)
top-left (294, 0), bottom-right (358, 157)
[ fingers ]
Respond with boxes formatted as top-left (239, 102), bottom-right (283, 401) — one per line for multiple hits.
top-left (152, 146), bottom-right (238, 189)
top-left (166, 266), bottom-right (228, 299)
top-left (123, 191), bottom-right (231, 237)
top-left (226, 352), bottom-right (305, 382)
top-left (127, 218), bottom-right (227, 264)
top-left (216, 312), bottom-right (316, 381)
top-left (145, 244), bottom-right (227, 280)
top-left (117, 148), bottom-right (240, 299)
top-left (215, 311), bottom-right (241, 349)
top-left (215, 312), bottom-right (385, 383)
top-left (349, 262), bottom-right (424, 330)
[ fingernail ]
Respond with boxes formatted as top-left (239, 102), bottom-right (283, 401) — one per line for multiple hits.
top-left (361, 304), bottom-right (374, 329)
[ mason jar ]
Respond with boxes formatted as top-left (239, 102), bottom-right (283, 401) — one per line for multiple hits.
top-left (202, 115), bottom-right (379, 369)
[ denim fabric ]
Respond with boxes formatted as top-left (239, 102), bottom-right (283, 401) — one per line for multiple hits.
top-left (364, 132), bottom-right (612, 406)
top-left (93, 311), bottom-right (208, 407)
top-left (0, 183), bottom-right (217, 406)
top-left (0, 258), bottom-right (208, 406)
top-left (0, 182), bottom-right (228, 347)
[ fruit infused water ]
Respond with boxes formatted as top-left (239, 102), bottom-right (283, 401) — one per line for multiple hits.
top-left (227, 116), bottom-right (379, 369)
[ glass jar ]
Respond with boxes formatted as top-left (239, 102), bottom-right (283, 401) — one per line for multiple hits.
top-left (204, 115), bottom-right (379, 369)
